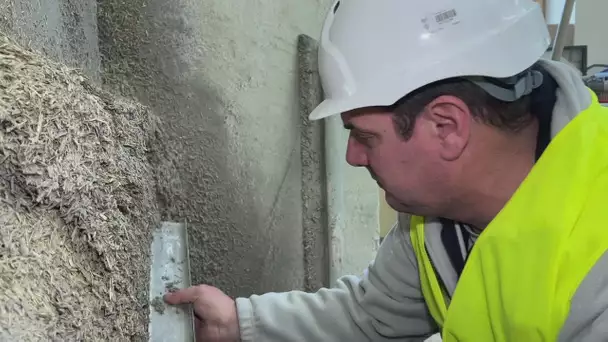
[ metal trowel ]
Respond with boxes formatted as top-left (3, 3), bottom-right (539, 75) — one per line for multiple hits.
top-left (148, 221), bottom-right (196, 341)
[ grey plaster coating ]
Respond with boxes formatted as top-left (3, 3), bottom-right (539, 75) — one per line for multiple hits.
top-left (96, 0), bottom-right (320, 296)
top-left (298, 34), bottom-right (330, 291)
top-left (0, 0), bottom-right (101, 80)
top-left (0, 0), bottom-right (334, 318)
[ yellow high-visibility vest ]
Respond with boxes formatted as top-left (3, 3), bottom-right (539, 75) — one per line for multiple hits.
top-left (410, 91), bottom-right (608, 341)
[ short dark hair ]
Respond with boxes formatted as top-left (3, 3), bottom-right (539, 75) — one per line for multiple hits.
top-left (389, 77), bottom-right (534, 140)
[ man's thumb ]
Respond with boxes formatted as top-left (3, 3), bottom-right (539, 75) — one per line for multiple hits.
top-left (163, 285), bottom-right (204, 305)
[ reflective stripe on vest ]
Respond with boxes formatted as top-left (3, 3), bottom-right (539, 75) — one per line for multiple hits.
top-left (410, 90), bottom-right (608, 341)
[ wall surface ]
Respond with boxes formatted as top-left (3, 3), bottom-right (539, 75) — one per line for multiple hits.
top-left (325, 117), bottom-right (380, 283)
top-left (97, 0), bottom-right (339, 295)
top-left (0, 28), bottom-right (167, 340)
top-left (378, 189), bottom-right (398, 240)
top-left (97, 0), bottom-right (380, 295)
top-left (2, 0), bottom-right (380, 304)
top-left (0, 0), bottom-right (100, 80)
top-left (574, 0), bottom-right (608, 72)
top-left (1, 0), bottom-right (433, 338)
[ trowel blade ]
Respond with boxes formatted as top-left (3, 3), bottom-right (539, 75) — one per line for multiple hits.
top-left (148, 221), bottom-right (195, 342)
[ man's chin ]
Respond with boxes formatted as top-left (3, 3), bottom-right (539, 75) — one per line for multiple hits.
top-left (385, 193), bottom-right (427, 216)
top-left (387, 202), bottom-right (409, 213)
top-left (384, 193), bottom-right (405, 211)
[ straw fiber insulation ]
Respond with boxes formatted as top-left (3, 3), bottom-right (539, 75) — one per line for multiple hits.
top-left (0, 32), bottom-right (173, 340)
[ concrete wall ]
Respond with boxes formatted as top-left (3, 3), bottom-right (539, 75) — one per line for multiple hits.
top-left (97, 0), bottom-right (380, 294)
top-left (325, 116), bottom-right (380, 283)
top-left (97, 0), bottom-right (334, 295)
top-left (379, 189), bottom-right (398, 240)
top-left (574, 1), bottom-right (608, 73)
top-left (0, 0), bottom-right (100, 80)
top-left (2, 0), bottom-right (381, 300)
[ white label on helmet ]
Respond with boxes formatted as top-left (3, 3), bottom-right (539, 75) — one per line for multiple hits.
top-left (422, 8), bottom-right (460, 33)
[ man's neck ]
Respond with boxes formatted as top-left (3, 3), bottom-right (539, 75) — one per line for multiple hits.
top-left (449, 123), bottom-right (539, 229)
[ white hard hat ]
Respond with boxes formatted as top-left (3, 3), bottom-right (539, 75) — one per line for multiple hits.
top-left (309, 0), bottom-right (551, 121)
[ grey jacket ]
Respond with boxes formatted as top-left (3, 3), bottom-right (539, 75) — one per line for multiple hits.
top-left (235, 59), bottom-right (608, 342)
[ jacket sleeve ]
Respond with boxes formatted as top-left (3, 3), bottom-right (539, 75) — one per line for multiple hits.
top-left (235, 214), bottom-right (438, 342)
top-left (558, 250), bottom-right (608, 341)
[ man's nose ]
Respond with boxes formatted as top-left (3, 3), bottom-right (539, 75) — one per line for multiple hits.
top-left (345, 138), bottom-right (368, 167)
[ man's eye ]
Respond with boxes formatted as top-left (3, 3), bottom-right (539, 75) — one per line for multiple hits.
top-left (352, 132), bottom-right (372, 144)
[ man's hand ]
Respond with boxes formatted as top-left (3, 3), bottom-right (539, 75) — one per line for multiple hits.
top-left (164, 284), bottom-right (240, 342)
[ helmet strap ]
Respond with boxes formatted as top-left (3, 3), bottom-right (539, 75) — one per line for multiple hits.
top-left (469, 69), bottom-right (544, 102)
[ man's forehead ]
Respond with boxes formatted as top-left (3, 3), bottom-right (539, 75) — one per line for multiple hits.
top-left (342, 105), bottom-right (392, 118)
top-left (341, 107), bottom-right (394, 132)
top-left (341, 112), bottom-right (365, 130)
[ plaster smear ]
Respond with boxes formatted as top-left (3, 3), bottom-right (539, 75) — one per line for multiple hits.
top-left (97, 0), bottom-right (335, 295)
top-left (0, 32), bottom-right (173, 340)
top-left (0, 0), bottom-right (101, 80)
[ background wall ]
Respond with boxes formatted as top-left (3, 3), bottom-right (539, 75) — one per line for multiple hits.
top-left (326, 117), bottom-right (380, 284)
top-left (378, 189), bottom-right (397, 241)
top-left (1, 0), bottom-right (381, 300)
top-left (97, 0), bottom-right (333, 296)
top-left (0, 0), bottom-right (101, 80)
top-left (97, 0), bottom-right (380, 295)
top-left (574, 1), bottom-right (608, 73)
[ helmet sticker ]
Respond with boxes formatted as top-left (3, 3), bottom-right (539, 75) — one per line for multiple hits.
top-left (422, 8), bottom-right (460, 34)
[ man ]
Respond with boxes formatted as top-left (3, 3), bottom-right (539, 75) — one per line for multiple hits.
top-left (165, 0), bottom-right (608, 340)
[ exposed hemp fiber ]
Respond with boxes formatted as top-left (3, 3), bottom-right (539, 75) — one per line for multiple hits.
top-left (0, 31), bottom-right (176, 340)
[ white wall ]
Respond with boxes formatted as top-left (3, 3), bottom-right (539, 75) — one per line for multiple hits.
top-left (91, 0), bottom-right (383, 295)
top-left (546, 0), bottom-right (576, 25)
top-left (325, 116), bottom-right (380, 284)
top-left (190, 0), bottom-right (380, 286)
top-left (575, 0), bottom-right (608, 72)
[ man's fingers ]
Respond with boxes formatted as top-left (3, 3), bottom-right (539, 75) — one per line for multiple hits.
top-left (163, 285), bottom-right (205, 305)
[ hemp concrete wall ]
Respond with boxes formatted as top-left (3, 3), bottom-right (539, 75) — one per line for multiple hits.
top-left (98, 0), bottom-right (381, 295)
top-left (2, 0), bottom-right (380, 302)
top-left (96, 0), bottom-right (356, 296)
top-left (0, 0), bottom-right (101, 80)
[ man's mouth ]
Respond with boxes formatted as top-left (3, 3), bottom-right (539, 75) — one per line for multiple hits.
top-left (367, 167), bottom-right (376, 180)
top-left (370, 173), bottom-right (381, 187)
top-left (366, 167), bottom-right (383, 188)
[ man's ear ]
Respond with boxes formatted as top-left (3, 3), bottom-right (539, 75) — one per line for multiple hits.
top-left (423, 95), bottom-right (471, 161)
